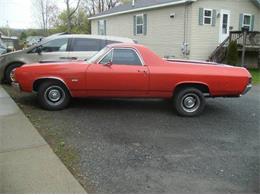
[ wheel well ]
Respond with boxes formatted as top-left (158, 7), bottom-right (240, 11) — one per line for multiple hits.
top-left (33, 78), bottom-right (69, 94)
top-left (173, 83), bottom-right (210, 95)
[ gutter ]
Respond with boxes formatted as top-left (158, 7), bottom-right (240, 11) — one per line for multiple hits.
top-left (251, 0), bottom-right (260, 8)
top-left (89, 0), bottom-right (196, 20)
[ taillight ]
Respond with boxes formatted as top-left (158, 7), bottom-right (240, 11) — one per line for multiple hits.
top-left (249, 77), bottom-right (252, 84)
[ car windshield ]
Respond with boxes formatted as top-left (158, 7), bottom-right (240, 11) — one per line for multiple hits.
top-left (86, 46), bottom-right (110, 64)
top-left (27, 33), bottom-right (66, 50)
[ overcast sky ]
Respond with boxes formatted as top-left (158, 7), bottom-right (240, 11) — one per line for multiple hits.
top-left (0, 0), bottom-right (66, 29)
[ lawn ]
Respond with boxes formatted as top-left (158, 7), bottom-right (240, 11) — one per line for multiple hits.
top-left (249, 69), bottom-right (260, 84)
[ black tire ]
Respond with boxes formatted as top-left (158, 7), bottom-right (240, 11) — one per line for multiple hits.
top-left (5, 63), bottom-right (23, 84)
top-left (37, 81), bottom-right (71, 111)
top-left (173, 87), bottom-right (206, 117)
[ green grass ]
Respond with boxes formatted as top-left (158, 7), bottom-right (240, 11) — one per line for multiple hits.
top-left (249, 69), bottom-right (260, 84)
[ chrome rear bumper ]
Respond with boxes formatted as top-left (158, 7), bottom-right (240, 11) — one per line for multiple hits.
top-left (242, 84), bottom-right (252, 95)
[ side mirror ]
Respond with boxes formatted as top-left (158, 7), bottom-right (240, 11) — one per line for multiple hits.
top-left (104, 60), bottom-right (112, 67)
top-left (36, 46), bottom-right (42, 54)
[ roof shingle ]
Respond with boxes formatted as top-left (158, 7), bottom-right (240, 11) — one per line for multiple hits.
top-left (89, 0), bottom-right (189, 19)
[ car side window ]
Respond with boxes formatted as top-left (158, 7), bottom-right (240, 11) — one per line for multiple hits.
top-left (41, 38), bottom-right (68, 52)
top-left (70, 38), bottom-right (103, 52)
top-left (112, 49), bottom-right (142, 65)
top-left (99, 50), bottom-right (113, 64)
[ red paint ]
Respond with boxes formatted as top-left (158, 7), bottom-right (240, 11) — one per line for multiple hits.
top-left (14, 44), bottom-right (251, 98)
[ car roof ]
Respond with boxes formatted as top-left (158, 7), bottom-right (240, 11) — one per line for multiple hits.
top-left (54, 34), bottom-right (135, 43)
top-left (107, 43), bottom-right (146, 50)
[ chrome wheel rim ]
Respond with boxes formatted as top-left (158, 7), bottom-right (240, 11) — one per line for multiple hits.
top-left (181, 93), bottom-right (200, 113)
top-left (48, 89), bottom-right (61, 102)
top-left (44, 86), bottom-right (65, 106)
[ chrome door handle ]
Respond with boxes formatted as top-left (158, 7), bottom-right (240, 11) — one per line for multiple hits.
top-left (138, 70), bottom-right (148, 73)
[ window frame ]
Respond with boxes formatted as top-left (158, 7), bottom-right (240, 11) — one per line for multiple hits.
top-left (242, 13), bottom-right (252, 29)
top-left (99, 49), bottom-right (113, 64)
top-left (203, 8), bottom-right (213, 25)
top-left (135, 14), bottom-right (144, 35)
top-left (98, 20), bottom-right (106, 35)
top-left (98, 47), bottom-right (144, 66)
top-left (69, 38), bottom-right (104, 52)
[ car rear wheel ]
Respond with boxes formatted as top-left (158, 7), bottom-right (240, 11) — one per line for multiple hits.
top-left (5, 63), bottom-right (23, 84)
top-left (173, 87), bottom-right (205, 117)
top-left (38, 81), bottom-right (70, 111)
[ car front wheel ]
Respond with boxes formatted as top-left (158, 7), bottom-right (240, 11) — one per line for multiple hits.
top-left (38, 81), bottom-right (70, 111)
top-left (5, 63), bottom-right (23, 84)
top-left (173, 88), bottom-right (206, 117)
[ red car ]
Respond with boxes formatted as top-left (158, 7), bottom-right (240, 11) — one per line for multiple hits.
top-left (12, 43), bottom-right (252, 116)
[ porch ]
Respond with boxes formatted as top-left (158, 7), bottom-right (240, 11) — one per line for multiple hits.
top-left (208, 30), bottom-right (260, 68)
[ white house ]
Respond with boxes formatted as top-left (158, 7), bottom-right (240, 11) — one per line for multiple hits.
top-left (90, 0), bottom-right (260, 66)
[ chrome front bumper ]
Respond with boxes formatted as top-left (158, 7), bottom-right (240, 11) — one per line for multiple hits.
top-left (242, 84), bottom-right (252, 95)
top-left (11, 82), bottom-right (21, 91)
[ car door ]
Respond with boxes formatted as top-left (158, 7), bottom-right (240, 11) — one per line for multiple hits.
top-left (87, 48), bottom-right (149, 97)
top-left (68, 38), bottom-right (104, 61)
top-left (36, 37), bottom-right (70, 63)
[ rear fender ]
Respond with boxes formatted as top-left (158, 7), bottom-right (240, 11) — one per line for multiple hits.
top-left (174, 81), bottom-right (211, 96)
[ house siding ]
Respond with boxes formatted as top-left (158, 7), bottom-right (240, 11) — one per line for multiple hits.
top-left (189, 0), bottom-right (260, 60)
top-left (91, 0), bottom-right (259, 61)
top-left (91, 4), bottom-right (192, 58)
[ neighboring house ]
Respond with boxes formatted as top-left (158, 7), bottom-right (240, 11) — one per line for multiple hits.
top-left (0, 31), bottom-right (19, 51)
top-left (89, 0), bottom-right (260, 66)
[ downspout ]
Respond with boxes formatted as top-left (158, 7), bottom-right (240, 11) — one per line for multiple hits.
top-left (182, 2), bottom-right (189, 58)
top-left (182, 1), bottom-right (194, 58)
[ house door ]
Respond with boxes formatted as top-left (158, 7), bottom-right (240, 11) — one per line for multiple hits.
top-left (219, 10), bottom-right (231, 43)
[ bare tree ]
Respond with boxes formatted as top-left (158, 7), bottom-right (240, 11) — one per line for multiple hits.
top-left (84, 0), bottom-right (125, 16)
top-left (33, 0), bottom-right (58, 34)
top-left (65, 0), bottom-right (81, 33)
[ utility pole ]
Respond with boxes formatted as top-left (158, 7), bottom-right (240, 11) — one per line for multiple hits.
top-left (6, 20), bottom-right (10, 37)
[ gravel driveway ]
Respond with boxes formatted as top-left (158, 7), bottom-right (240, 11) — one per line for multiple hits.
top-left (4, 85), bottom-right (260, 193)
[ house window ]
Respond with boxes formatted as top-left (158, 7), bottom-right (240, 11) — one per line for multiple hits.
top-left (136, 14), bottom-right (144, 35)
top-left (203, 9), bottom-right (212, 25)
top-left (98, 20), bottom-right (106, 35)
top-left (242, 14), bottom-right (252, 29)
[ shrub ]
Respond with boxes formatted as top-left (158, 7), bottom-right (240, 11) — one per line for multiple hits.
top-left (226, 41), bottom-right (239, 66)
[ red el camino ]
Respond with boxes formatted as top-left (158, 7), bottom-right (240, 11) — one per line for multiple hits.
top-left (12, 43), bottom-right (252, 116)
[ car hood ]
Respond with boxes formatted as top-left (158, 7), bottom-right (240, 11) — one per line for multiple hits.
top-left (20, 61), bottom-right (85, 68)
top-left (0, 48), bottom-right (31, 58)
